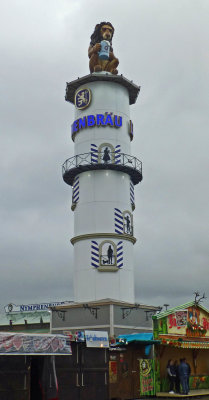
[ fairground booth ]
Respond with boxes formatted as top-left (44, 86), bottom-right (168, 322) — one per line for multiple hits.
top-left (153, 301), bottom-right (209, 396)
top-left (110, 333), bottom-right (160, 399)
top-left (0, 332), bottom-right (71, 400)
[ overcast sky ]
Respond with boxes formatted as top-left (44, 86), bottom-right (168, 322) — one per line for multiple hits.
top-left (1, 0), bottom-right (208, 312)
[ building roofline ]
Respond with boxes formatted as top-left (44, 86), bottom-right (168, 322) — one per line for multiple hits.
top-left (65, 72), bottom-right (140, 105)
top-left (50, 298), bottom-right (161, 311)
top-left (152, 301), bottom-right (209, 320)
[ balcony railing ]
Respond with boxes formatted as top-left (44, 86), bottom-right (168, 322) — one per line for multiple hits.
top-left (62, 151), bottom-right (142, 186)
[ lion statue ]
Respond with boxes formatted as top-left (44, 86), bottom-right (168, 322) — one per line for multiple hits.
top-left (88, 22), bottom-right (119, 74)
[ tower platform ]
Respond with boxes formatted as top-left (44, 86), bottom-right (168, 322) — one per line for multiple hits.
top-left (62, 151), bottom-right (142, 186)
top-left (65, 72), bottom-right (140, 105)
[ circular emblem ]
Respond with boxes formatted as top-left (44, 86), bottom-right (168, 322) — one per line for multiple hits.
top-left (75, 88), bottom-right (91, 110)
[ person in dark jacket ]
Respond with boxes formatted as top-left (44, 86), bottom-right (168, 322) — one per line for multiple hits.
top-left (174, 360), bottom-right (180, 393)
top-left (167, 359), bottom-right (176, 394)
top-left (186, 359), bottom-right (191, 393)
top-left (178, 358), bottom-right (191, 395)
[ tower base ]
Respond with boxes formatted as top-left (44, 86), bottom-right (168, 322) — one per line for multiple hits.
top-left (51, 299), bottom-right (161, 338)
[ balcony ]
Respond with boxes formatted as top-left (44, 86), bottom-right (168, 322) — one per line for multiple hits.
top-left (62, 152), bottom-right (142, 186)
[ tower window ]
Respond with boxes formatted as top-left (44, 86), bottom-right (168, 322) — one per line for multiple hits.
top-left (123, 211), bottom-right (133, 235)
top-left (98, 143), bottom-right (115, 164)
top-left (99, 241), bottom-right (116, 267)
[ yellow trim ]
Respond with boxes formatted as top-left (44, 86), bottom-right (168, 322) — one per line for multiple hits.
top-left (97, 265), bottom-right (118, 272)
top-left (71, 233), bottom-right (137, 245)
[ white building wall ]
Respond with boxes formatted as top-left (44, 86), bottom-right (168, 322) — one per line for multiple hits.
top-left (74, 171), bottom-right (131, 235)
top-left (73, 79), bottom-right (131, 156)
top-left (73, 239), bottom-right (134, 303)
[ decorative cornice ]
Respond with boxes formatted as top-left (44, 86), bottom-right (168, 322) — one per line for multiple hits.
top-left (51, 300), bottom-right (161, 311)
top-left (71, 233), bottom-right (137, 245)
top-left (65, 72), bottom-right (140, 105)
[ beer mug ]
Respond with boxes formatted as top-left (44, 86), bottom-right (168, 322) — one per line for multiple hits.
top-left (98, 40), bottom-right (110, 60)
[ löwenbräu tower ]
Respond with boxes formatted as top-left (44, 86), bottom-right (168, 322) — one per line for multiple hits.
top-left (62, 22), bottom-right (142, 304)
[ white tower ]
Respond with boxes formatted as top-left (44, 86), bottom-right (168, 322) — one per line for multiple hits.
top-left (63, 72), bottom-right (142, 303)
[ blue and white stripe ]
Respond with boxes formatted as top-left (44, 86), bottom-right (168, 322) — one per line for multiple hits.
top-left (117, 241), bottom-right (123, 268)
top-left (91, 144), bottom-right (98, 164)
top-left (72, 176), bottom-right (79, 204)
top-left (91, 240), bottom-right (99, 268)
top-left (114, 208), bottom-right (124, 234)
top-left (115, 145), bottom-right (121, 164)
top-left (130, 181), bottom-right (135, 206)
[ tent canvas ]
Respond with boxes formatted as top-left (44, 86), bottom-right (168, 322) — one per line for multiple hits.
top-left (0, 332), bottom-right (72, 355)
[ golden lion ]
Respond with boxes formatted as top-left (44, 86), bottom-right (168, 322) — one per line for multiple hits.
top-left (88, 22), bottom-right (119, 75)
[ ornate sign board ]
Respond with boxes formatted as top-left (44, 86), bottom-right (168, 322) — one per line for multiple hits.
top-left (167, 307), bottom-right (209, 337)
top-left (75, 88), bottom-right (92, 110)
top-left (109, 361), bottom-right (117, 383)
top-left (139, 359), bottom-right (155, 396)
top-left (63, 330), bottom-right (85, 342)
top-left (62, 330), bottom-right (109, 347)
top-left (85, 330), bottom-right (109, 348)
top-left (0, 332), bottom-right (72, 355)
top-left (4, 301), bottom-right (68, 313)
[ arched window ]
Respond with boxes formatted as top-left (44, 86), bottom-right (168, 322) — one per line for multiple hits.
top-left (98, 143), bottom-right (115, 164)
top-left (99, 240), bottom-right (117, 270)
top-left (123, 211), bottom-right (133, 235)
top-left (91, 240), bottom-right (123, 272)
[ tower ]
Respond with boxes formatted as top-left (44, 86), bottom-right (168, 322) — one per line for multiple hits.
top-left (51, 22), bottom-right (161, 341)
top-left (62, 23), bottom-right (142, 304)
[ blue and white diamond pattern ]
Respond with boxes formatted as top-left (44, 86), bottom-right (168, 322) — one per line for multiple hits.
top-left (130, 181), bottom-right (135, 207)
top-left (114, 208), bottom-right (124, 234)
top-left (91, 240), bottom-right (99, 268)
top-left (114, 145), bottom-right (121, 164)
top-left (72, 176), bottom-right (79, 204)
top-left (117, 241), bottom-right (123, 268)
top-left (91, 144), bottom-right (98, 164)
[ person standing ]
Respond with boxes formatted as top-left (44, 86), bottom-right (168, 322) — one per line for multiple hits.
top-left (167, 359), bottom-right (176, 394)
top-left (174, 360), bottom-right (180, 394)
top-left (186, 359), bottom-right (191, 394)
top-left (107, 245), bottom-right (113, 264)
top-left (124, 215), bottom-right (131, 234)
top-left (178, 358), bottom-right (191, 395)
top-left (103, 147), bottom-right (110, 163)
